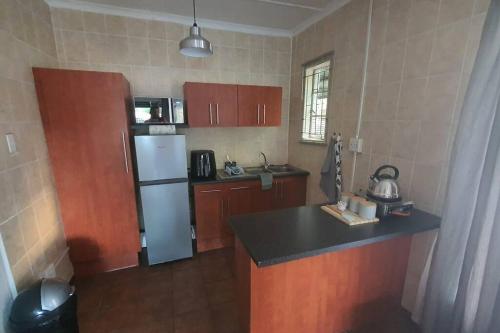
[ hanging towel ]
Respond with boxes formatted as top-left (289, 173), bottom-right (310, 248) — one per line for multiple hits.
top-left (334, 134), bottom-right (343, 200)
top-left (320, 135), bottom-right (343, 203)
top-left (259, 172), bottom-right (273, 191)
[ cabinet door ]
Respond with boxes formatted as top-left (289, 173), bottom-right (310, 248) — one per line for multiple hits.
top-left (214, 84), bottom-right (238, 127)
top-left (194, 185), bottom-right (224, 250)
top-left (227, 181), bottom-right (261, 216)
top-left (33, 68), bottom-right (140, 276)
top-left (185, 82), bottom-right (238, 127)
top-left (281, 176), bottom-right (307, 208)
top-left (260, 86), bottom-right (282, 126)
top-left (184, 82), bottom-right (216, 127)
top-left (237, 85), bottom-right (261, 126)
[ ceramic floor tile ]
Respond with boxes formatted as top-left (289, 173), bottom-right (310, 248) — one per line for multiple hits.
top-left (76, 248), bottom-right (419, 333)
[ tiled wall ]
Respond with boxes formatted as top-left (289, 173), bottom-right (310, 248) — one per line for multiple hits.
top-left (50, 8), bottom-right (292, 168)
top-left (288, 0), bottom-right (490, 313)
top-left (0, 0), bottom-right (73, 292)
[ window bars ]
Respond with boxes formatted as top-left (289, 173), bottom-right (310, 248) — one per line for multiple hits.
top-left (301, 56), bottom-right (332, 143)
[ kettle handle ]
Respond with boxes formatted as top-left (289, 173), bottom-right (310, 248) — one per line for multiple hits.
top-left (373, 165), bottom-right (399, 180)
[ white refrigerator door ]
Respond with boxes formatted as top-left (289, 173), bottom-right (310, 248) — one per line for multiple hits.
top-left (135, 135), bottom-right (188, 181)
top-left (140, 182), bottom-right (193, 264)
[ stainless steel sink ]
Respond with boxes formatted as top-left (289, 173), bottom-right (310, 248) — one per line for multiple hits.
top-left (244, 167), bottom-right (271, 175)
top-left (267, 165), bottom-right (295, 173)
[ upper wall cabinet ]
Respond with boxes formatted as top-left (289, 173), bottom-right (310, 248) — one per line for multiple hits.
top-left (238, 85), bottom-right (282, 127)
top-left (184, 82), bottom-right (238, 127)
top-left (184, 82), bottom-right (282, 128)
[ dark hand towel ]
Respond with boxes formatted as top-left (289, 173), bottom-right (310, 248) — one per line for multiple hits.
top-left (320, 137), bottom-right (339, 203)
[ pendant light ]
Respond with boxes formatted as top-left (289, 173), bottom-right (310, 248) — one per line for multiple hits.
top-left (179, 0), bottom-right (213, 57)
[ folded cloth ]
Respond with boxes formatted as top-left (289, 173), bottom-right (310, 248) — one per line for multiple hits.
top-left (259, 172), bottom-right (273, 191)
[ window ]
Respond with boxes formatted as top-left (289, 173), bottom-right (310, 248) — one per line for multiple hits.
top-left (301, 55), bottom-right (332, 143)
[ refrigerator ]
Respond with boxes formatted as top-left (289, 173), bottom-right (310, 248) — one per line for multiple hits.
top-left (134, 135), bottom-right (193, 265)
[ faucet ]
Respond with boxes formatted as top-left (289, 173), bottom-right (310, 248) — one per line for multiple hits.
top-left (260, 152), bottom-right (270, 170)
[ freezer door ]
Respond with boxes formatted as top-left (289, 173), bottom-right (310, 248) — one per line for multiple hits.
top-left (140, 182), bottom-right (193, 264)
top-left (135, 135), bottom-right (188, 181)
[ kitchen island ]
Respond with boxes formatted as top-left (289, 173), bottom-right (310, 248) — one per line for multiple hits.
top-left (229, 205), bottom-right (440, 333)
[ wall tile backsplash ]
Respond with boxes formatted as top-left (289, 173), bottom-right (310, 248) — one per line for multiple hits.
top-left (0, 0), bottom-right (492, 314)
top-left (0, 0), bottom-right (72, 292)
top-left (51, 8), bottom-right (292, 168)
top-left (288, 0), bottom-right (490, 312)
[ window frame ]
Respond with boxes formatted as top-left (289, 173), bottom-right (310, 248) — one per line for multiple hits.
top-left (300, 52), bottom-right (334, 145)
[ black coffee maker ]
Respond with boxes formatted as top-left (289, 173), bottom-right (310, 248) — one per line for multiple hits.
top-left (190, 150), bottom-right (216, 180)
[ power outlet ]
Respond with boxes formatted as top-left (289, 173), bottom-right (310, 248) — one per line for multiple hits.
top-left (348, 137), bottom-right (363, 153)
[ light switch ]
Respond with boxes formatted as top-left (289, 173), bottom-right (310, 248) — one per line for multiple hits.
top-left (5, 133), bottom-right (17, 154)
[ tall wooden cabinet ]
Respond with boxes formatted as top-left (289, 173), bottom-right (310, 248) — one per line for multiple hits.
top-left (33, 68), bottom-right (140, 277)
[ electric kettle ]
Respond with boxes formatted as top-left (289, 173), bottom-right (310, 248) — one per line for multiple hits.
top-left (367, 165), bottom-right (401, 202)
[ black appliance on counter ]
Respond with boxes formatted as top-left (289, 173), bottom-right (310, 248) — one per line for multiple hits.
top-left (190, 150), bottom-right (216, 180)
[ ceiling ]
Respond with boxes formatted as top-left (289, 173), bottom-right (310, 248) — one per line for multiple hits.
top-left (47, 0), bottom-right (350, 35)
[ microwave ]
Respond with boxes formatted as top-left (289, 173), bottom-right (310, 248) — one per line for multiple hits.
top-left (133, 97), bottom-right (186, 125)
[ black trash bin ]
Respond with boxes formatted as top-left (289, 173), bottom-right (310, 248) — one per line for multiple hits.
top-left (9, 278), bottom-right (78, 333)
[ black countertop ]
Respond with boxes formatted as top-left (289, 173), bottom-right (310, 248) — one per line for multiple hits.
top-left (190, 166), bottom-right (309, 185)
top-left (229, 205), bottom-right (441, 267)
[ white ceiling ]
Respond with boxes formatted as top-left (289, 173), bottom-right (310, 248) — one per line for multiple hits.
top-left (47, 0), bottom-right (350, 36)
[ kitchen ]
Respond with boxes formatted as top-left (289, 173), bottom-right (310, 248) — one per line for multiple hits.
top-left (0, 0), bottom-right (498, 333)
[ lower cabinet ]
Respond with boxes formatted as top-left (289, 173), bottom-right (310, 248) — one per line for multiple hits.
top-left (194, 176), bottom-right (307, 252)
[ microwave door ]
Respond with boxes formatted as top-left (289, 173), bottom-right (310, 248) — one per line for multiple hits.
top-left (171, 99), bottom-right (185, 124)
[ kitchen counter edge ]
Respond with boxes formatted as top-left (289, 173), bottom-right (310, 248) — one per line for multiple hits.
top-left (229, 205), bottom-right (441, 268)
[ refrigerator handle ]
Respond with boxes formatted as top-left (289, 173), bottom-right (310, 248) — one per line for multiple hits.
top-left (121, 131), bottom-right (129, 174)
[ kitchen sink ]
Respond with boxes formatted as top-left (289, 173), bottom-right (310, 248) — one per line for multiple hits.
top-left (267, 165), bottom-right (295, 173)
top-left (244, 167), bottom-right (271, 175)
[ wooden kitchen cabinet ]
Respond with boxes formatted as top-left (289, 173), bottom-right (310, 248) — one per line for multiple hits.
top-left (275, 176), bottom-right (307, 209)
top-left (33, 68), bottom-right (140, 277)
top-left (194, 175), bottom-right (307, 252)
top-left (184, 82), bottom-right (238, 127)
top-left (227, 181), bottom-right (262, 216)
top-left (184, 82), bottom-right (282, 128)
top-left (194, 183), bottom-right (232, 252)
top-left (238, 85), bottom-right (282, 127)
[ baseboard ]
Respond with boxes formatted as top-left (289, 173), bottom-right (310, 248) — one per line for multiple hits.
top-left (72, 253), bottom-right (139, 277)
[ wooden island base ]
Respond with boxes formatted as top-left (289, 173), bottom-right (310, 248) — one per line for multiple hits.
top-left (235, 236), bottom-right (412, 333)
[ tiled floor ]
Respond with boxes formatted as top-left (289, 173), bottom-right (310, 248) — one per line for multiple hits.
top-left (76, 247), bottom-right (237, 333)
top-left (76, 247), bottom-right (420, 333)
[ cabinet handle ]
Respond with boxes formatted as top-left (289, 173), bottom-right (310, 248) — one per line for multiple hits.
top-left (200, 189), bottom-right (222, 193)
top-left (121, 131), bottom-right (129, 174)
top-left (257, 104), bottom-right (260, 124)
top-left (209, 103), bottom-right (213, 125)
top-left (216, 103), bottom-right (220, 124)
top-left (230, 186), bottom-right (249, 191)
top-left (220, 199), bottom-right (224, 218)
top-left (263, 104), bottom-right (266, 124)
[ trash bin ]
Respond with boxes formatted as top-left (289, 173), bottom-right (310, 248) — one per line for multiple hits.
top-left (9, 278), bottom-right (78, 333)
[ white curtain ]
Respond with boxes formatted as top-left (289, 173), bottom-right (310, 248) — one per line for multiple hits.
top-left (421, 0), bottom-right (500, 332)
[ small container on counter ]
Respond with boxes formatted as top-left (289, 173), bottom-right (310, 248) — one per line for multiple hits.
top-left (348, 196), bottom-right (363, 213)
top-left (341, 192), bottom-right (354, 205)
top-left (358, 200), bottom-right (377, 220)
